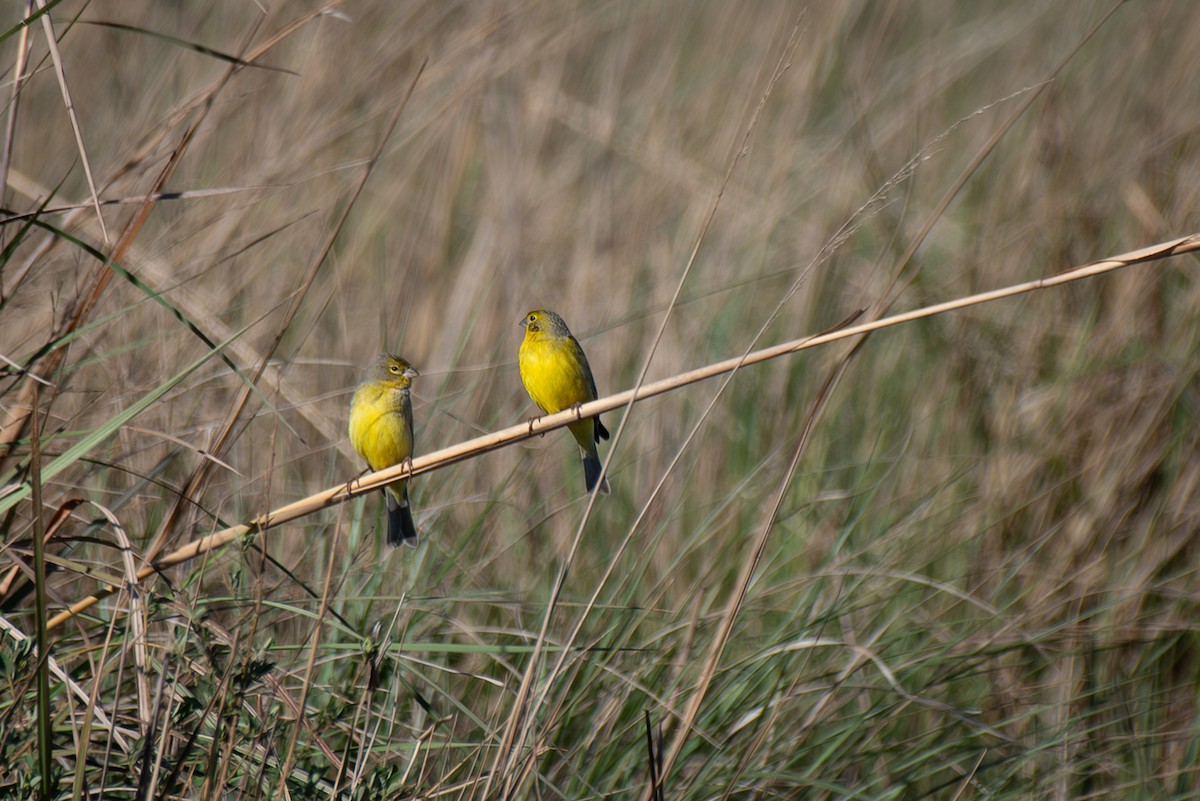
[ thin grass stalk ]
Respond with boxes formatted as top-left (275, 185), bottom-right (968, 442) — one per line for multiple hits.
top-left (278, 504), bottom-right (348, 786)
top-left (494, 21), bottom-right (809, 798)
top-left (651, 328), bottom-right (851, 800)
top-left (34, 0), bottom-right (108, 244)
top-left (0, 0), bottom-right (33, 215)
top-left (30, 383), bottom-right (52, 799)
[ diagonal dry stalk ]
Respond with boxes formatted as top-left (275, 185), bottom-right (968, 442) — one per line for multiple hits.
top-left (487, 16), bottom-right (809, 797)
top-left (0, 2), bottom-right (344, 463)
top-left (34, 0), bottom-right (109, 245)
top-left (0, 1), bottom-right (33, 210)
top-left (663, 6), bottom-right (1135, 793)
top-left (42, 231), bottom-right (1200, 631)
top-left (138, 56), bottom-right (428, 565)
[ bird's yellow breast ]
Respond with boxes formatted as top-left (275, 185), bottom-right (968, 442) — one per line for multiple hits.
top-left (348, 383), bottom-right (413, 471)
top-left (519, 335), bottom-right (593, 415)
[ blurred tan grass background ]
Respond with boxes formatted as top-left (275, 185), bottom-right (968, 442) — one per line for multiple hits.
top-left (3, 1), bottom-right (1200, 798)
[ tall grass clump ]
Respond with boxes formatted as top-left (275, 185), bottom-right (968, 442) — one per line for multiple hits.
top-left (3, 2), bottom-right (1200, 798)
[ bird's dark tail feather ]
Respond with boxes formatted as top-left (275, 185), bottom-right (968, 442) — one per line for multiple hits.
top-left (595, 418), bottom-right (610, 441)
top-left (582, 451), bottom-right (611, 495)
top-left (385, 489), bottom-right (419, 547)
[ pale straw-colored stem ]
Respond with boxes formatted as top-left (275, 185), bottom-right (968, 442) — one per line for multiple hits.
top-left (46, 233), bottom-right (1200, 630)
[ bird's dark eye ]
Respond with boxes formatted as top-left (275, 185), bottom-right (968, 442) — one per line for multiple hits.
top-left (390, 365), bottom-right (400, 373)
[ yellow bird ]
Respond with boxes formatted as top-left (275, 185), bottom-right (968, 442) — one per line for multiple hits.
top-left (349, 354), bottom-right (420, 546)
top-left (518, 310), bottom-right (611, 494)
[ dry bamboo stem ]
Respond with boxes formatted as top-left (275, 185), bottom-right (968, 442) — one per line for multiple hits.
top-left (46, 232), bottom-right (1200, 630)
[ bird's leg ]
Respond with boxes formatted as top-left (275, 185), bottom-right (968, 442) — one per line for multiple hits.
top-left (400, 456), bottom-right (414, 477)
top-left (527, 414), bottom-right (544, 436)
top-left (570, 401), bottom-right (585, 421)
top-left (346, 465), bottom-right (370, 497)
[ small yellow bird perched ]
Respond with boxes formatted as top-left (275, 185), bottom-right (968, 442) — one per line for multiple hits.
top-left (349, 354), bottom-right (420, 546)
top-left (518, 309), bottom-right (611, 494)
